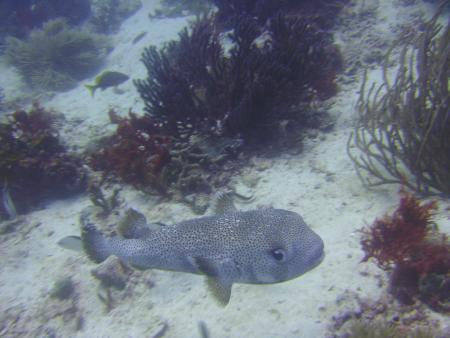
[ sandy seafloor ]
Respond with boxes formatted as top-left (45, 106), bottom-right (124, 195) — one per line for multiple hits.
top-left (1, 0), bottom-right (449, 337)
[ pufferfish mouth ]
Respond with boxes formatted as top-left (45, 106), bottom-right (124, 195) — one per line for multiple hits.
top-left (308, 240), bottom-right (325, 269)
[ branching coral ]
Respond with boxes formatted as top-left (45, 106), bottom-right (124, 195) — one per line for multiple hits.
top-left (0, 103), bottom-right (87, 216)
top-left (5, 18), bottom-right (110, 91)
top-left (347, 9), bottom-right (450, 196)
top-left (135, 14), bottom-right (341, 143)
top-left (361, 191), bottom-right (450, 312)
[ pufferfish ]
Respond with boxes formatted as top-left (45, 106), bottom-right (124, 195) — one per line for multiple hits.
top-left (59, 194), bottom-right (324, 306)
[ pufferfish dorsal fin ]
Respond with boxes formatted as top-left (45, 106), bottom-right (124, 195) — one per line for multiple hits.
top-left (117, 208), bottom-right (151, 239)
top-left (213, 191), bottom-right (237, 215)
top-left (193, 257), bottom-right (238, 306)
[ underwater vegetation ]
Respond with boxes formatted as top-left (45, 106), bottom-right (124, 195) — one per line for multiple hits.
top-left (135, 14), bottom-right (341, 143)
top-left (89, 0), bottom-right (142, 33)
top-left (88, 110), bottom-right (172, 195)
top-left (88, 108), bottom-right (242, 199)
top-left (360, 191), bottom-right (450, 312)
top-left (95, 8), bottom-right (342, 196)
top-left (0, 0), bottom-right (91, 43)
top-left (347, 9), bottom-right (450, 196)
top-left (0, 103), bottom-right (87, 216)
top-left (5, 18), bottom-right (111, 92)
top-left (211, 0), bottom-right (349, 29)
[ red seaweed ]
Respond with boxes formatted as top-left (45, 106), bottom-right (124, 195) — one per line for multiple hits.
top-left (88, 110), bottom-right (171, 195)
top-left (361, 190), bottom-right (450, 312)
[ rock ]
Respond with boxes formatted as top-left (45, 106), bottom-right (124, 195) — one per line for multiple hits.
top-left (91, 255), bottom-right (131, 289)
top-left (50, 277), bottom-right (75, 300)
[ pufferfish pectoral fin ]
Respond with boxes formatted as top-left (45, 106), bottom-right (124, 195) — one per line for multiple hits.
top-left (58, 235), bottom-right (83, 252)
top-left (193, 257), bottom-right (239, 306)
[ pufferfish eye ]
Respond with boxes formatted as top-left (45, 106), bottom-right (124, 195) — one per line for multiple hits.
top-left (271, 248), bottom-right (287, 262)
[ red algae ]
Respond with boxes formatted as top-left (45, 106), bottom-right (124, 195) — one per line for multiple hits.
top-left (361, 190), bottom-right (450, 312)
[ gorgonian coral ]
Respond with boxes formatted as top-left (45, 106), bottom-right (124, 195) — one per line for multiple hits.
top-left (347, 9), bottom-right (450, 196)
top-left (0, 103), bottom-right (87, 216)
top-left (212, 0), bottom-right (349, 28)
top-left (135, 14), bottom-right (341, 143)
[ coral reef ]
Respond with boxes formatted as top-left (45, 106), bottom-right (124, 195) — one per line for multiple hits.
top-left (360, 191), bottom-right (450, 312)
top-left (5, 18), bottom-right (111, 91)
top-left (87, 109), bottom-right (240, 199)
top-left (90, 0), bottom-right (142, 33)
top-left (0, 103), bottom-right (87, 216)
top-left (135, 14), bottom-right (341, 143)
top-left (347, 9), bottom-right (450, 196)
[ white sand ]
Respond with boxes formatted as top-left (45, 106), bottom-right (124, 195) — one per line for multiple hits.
top-left (1, 0), bottom-right (449, 337)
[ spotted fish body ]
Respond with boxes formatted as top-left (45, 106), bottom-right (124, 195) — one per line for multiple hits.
top-left (81, 201), bottom-right (324, 305)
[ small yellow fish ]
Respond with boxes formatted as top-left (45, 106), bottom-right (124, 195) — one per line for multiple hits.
top-left (85, 71), bottom-right (129, 96)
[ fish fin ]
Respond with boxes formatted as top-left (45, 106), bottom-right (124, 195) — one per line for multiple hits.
top-left (84, 84), bottom-right (96, 97)
top-left (117, 208), bottom-right (151, 239)
top-left (193, 257), bottom-right (238, 306)
top-left (81, 223), bottom-right (111, 263)
top-left (206, 276), bottom-right (233, 307)
top-left (58, 236), bottom-right (83, 252)
top-left (212, 191), bottom-right (237, 215)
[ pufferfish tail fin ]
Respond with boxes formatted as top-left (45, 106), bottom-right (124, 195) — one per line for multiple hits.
top-left (81, 223), bottom-right (112, 263)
